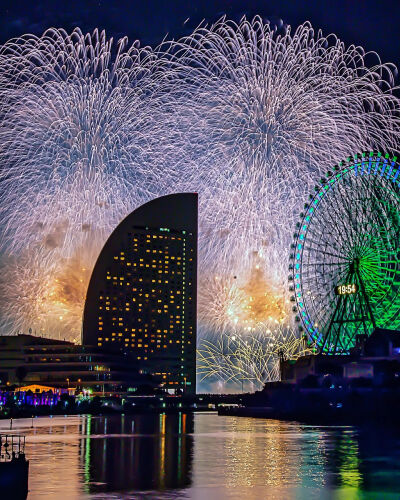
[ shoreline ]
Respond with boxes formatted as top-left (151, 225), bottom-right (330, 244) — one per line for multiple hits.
top-left (0, 406), bottom-right (217, 421)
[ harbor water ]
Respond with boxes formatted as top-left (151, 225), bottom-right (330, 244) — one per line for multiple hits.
top-left (1, 413), bottom-right (400, 499)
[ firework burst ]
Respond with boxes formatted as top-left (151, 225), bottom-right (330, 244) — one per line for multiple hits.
top-left (0, 19), bottom-right (399, 386)
top-left (197, 330), bottom-right (314, 390)
top-left (159, 17), bottom-right (400, 347)
top-left (0, 28), bottom-right (171, 339)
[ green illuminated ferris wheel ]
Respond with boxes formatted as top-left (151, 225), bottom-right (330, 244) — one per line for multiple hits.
top-left (290, 152), bottom-right (400, 354)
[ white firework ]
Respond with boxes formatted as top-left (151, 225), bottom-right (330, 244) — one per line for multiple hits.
top-left (158, 17), bottom-right (400, 346)
top-left (0, 28), bottom-right (171, 339)
top-left (0, 19), bottom-right (399, 386)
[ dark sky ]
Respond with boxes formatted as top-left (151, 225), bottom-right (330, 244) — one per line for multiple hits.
top-left (0, 0), bottom-right (400, 70)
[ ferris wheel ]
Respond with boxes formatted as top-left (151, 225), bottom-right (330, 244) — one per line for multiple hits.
top-left (289, 152), bottom-right (400, 354)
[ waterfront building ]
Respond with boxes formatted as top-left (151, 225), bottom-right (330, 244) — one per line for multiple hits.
top-left (0, 384), bottom-right (68, 407)
top-left (280, 328), bottom-right (400, 385)
top-left (0, 334), bottom-right (155, 396)
top-left (82, 193), bottom-right (198, 394)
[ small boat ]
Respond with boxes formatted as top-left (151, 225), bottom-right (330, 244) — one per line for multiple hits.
top-left (0, 434), bottom-right (29, 499)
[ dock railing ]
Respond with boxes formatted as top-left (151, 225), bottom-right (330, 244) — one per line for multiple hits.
top-left (0, 434), bottom-right (26, 462)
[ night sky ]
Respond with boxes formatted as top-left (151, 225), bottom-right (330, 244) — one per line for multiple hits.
top-left (0, 0), bottom-right (400, 71)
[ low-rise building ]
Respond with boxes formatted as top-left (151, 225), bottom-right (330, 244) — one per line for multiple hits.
top-left (280, 328), bottom-right (400, 386)
top-left (0, 334), bottom-right (157, 396)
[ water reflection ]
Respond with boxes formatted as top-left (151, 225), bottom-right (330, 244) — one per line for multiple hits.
top-left (190, 416), bottom-right (400, 499)
top-left (0, 413), bottom-right (400, 499)
top-left (79, 413), bottom-right (193, 494)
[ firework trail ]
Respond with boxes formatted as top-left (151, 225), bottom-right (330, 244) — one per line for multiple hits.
top-left (0, 18), bottom-right (399, 388)
top-left (197, 330), bottom-right (313, 391)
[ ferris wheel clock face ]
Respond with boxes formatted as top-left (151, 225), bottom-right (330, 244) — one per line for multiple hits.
top-left (290, 152), bottom-right (400, 354)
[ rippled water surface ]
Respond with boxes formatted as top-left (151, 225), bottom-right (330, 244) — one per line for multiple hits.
top-left (1, 413), bottom-right (400, 499)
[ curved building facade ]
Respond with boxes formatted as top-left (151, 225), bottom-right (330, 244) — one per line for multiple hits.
top-left (83, 193), bottom-right (197, 394)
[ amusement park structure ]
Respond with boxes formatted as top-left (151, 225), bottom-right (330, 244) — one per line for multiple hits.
top-left (290, 151), bottom-right (400, 355)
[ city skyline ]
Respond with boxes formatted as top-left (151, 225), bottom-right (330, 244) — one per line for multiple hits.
top-left (0, 3), bottom-right (399, 499)
top-left (0, 14), bottom-right (399, 392)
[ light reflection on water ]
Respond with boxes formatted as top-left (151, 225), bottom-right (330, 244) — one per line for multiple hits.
top-left (0, 413), bottom-right (400, 499)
